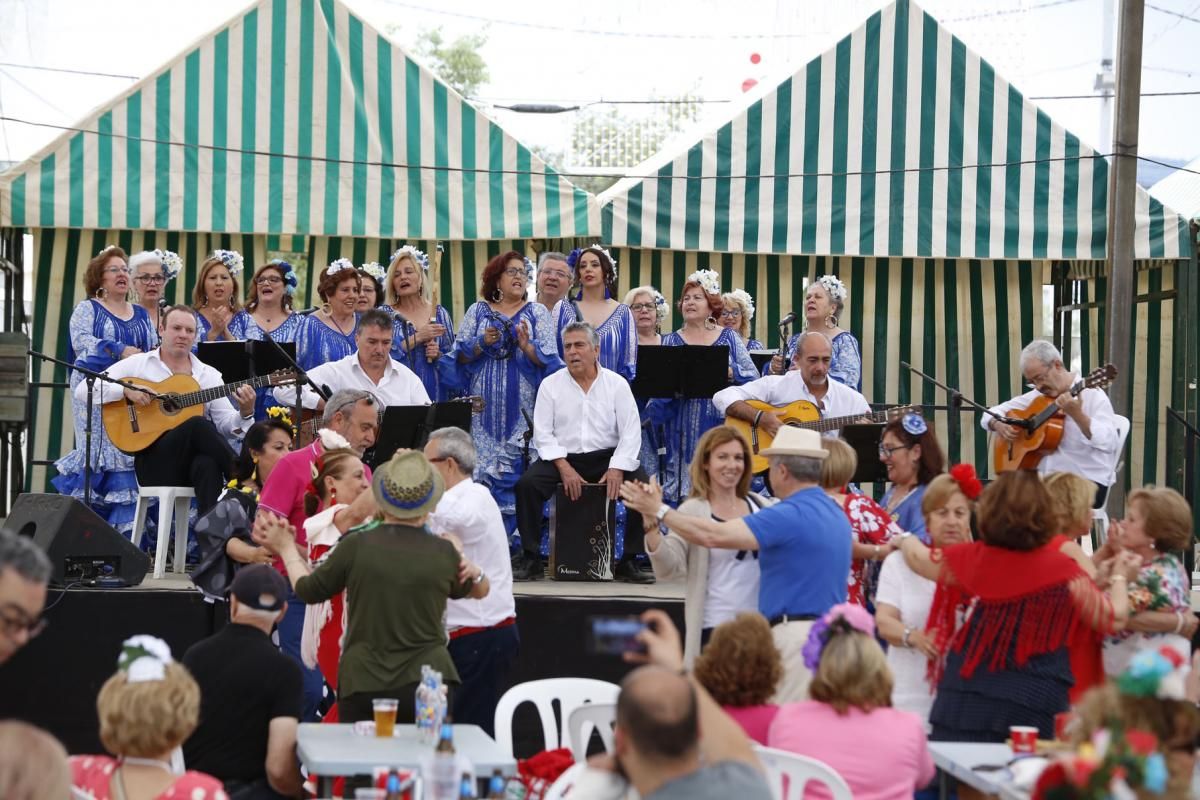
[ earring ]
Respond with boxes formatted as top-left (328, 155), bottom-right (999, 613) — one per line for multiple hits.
top-left (330, 488), bottom-right (337, 504)
top-left (826, 314), bottom-right (838, 328)
top-left (704, 316), bottom-right (717, 330)
top-left (321, 302), bottom-right (332, 315)
top-left (250, 456), bottom-right (258, 483)
top-left (490, 289), bottom-right (502, 303)
top-left (95, 287), bottom-right (108, 300)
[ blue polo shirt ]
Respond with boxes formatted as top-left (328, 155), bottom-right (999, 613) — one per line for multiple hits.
top-left (744, 486), bottom-right (851, 620)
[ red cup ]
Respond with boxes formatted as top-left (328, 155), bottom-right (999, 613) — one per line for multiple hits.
top-left (1010, 725), bottom-right (1038, 754)
top-left (1054, 711), bottom-right (1076, 742)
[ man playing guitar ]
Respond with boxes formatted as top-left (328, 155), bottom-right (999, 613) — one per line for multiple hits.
top-left (986, 340), bottom-right (1120, 506)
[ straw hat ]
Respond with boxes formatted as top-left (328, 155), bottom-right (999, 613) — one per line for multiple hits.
top-left (371, 450), bottom-right (445, 520)
top-left (760, 427), bottom-right (828, 459)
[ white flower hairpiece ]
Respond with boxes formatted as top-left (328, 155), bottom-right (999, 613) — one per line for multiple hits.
top-left (816, 274), bottom-right (847, 303)
top-left (326, 258), bottom-right (355, 276)
top-left (652, 290), bottom-right (669, 324)
top-left (317, 428), bottom-right (352, 451)
top-left (212, 249), bottom-right (244, 276)
top-left (687, 269), bottom-right (721, 297)
top-left (154, 249), bottom-right (182, 282)
top-left (728, 288), bottom-right (755, 321)
top-left (361, 262), bottom-right (387, 281)
top-left (389, 245), bottom-right (430, 272)
top-left (522, 256), bottom-right (535, 277)
top-left (118, 635), bottom-right (173, 683)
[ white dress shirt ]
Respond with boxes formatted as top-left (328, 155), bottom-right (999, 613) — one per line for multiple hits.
top-left (983, 375), bottom-right (1119, 484)
top-left (428, 478), bottom-right (516, 630)
top-left (712, 371), bottom-right (871, 435)
top-left (533, 367), bottom-right (642, 471)
top-left (77, 349), bottom-right (254, 441)
top-left (273, 353), bottom-right (430, 409)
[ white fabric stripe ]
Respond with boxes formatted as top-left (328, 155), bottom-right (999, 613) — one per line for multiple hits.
top-left (1016, 102), bottom-right (1037, 258)
top-left (727, 111), bottom-right (749, 254)
top-left (929, 24), bottom-right (952, 258)
top-left (755, 89), bottom-right (779, 255)
top-left (959, 49), bottom-right (980, 259)
top-left (873, 2), bottom-right (896, 257)
top-left (813, 52), bottom-right (835, 255)
top-left (844, 27), bottom-right (865, 257)
top-left (900, 8), bottom-right (922, 257)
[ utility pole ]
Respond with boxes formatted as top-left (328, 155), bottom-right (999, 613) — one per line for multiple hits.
top-left (1096, 0), bottom-right (1116, 153)
top-left (1105, 0), bottom-right (1144, 516)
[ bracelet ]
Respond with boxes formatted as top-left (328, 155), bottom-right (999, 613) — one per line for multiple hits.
top-left (1111, 574), bottom-right (1127, 583)
top-left (902, 627), bottom-right (912, 647)
top-left (752, 410), bottom-right (764, 427)
top-left (1175, 610), bottom-right (1185, 634)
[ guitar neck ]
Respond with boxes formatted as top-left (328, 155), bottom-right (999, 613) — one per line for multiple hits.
top-left (796, 409), bottom-right (886, 433)
top-left (174, 373), bottom-right (278, 410)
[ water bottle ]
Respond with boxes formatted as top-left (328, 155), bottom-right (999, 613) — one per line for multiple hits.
top-left (486, 770), bottom-right (507, 799)
top-left (429, 721), bottom-right (458, 800)
top-left (459, 771), bottom-right (476, 799)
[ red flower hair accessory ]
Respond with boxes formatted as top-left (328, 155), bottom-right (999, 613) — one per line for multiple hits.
top-left (949, 463), bottom-right (983, 500)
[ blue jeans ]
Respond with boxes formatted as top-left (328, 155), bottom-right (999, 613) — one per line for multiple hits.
top-left (278, 588), bottom-right (325, 721)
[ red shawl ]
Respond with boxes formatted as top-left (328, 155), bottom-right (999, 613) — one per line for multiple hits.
top-left (925, 540), bottom-right (1110, 686)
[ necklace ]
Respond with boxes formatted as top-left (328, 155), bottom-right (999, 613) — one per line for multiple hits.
top-left (120, 756), bottom-right (174, 774)
top-left (886, 485), bottom-right (914, 514)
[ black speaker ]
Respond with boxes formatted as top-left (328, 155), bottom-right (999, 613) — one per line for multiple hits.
top-left (2, 494), bottom-right (149, 587)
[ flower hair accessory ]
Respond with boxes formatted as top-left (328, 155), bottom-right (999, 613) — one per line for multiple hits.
top-left (317, 428), bottom-right (352, 452)
top-left (361, 262), bottom-right (387, 282)
top-left (390, 245), bottom-right (430, 272)
top-left (1117, 646), bottom-right (1189, 701)
top-left (1031, 724), bottom-right (1169, 799)
top-left (947, 464), bottom-right (983, 500)
top-left (522, 256), bottom-right (536, 277)
top-left (901, 413), bottom-right (928, 436)
top-left (801, 603), bottom-right (876, 672)
top-left (212, 249), bottom-right (245, 276)
top-left (567, 245), bottom-right (619, 281)
top-left (728, 288), bottom-right (755, 321)
top-left (153, 249), bottom-right (183, 282)
top-left (265, 405), bottom-right (295, 431)
top-left (326, 258), bottom-right (354, 276)
top-left (266, 259), bottom-right (299, 296)
top-left (686, 269), bottom-right (721, 297)
top-left (816, 274), bottom-right (847, 303)
top-left (96, 243), bottom-right (121, 256)
top-left (652, 290), bottom-right (669, 324)
top-left (118, 635), bottom-right (173, 683)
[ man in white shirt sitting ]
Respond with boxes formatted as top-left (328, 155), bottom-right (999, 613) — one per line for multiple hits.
top-left (424, 426), bottom-right (518, 736)
top-left (514, 322), bottom-right (651, 583)
top-left (273, 308), bottom-right (430, 410)
top-left (80, 305), bottom-right (256, 514)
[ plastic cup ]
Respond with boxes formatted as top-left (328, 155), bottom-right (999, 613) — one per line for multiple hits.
top-left (1010, 725), bottom-right (1038, 754)
top-left (373, 698), bottom-right (399, 738)
top-left (1054, 711), bottom-right (1076, 742)
top-left (354, 790), bottom-right (386, 800)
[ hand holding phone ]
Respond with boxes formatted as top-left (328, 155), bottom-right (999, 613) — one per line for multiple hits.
top-left (587, 615), bottom-right (648, 656)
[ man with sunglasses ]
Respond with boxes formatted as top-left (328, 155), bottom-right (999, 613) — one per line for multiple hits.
top-left (0, 532), bottom-right (50, 665)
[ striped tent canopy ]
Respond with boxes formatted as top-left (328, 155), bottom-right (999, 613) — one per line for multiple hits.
top-left (599, 0), bottom-right (1190, 261)
top-left (0, 0), bottom-right (598, 240)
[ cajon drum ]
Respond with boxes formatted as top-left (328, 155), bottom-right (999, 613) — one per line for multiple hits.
top-left (548, 483), bottom-right (615, 581)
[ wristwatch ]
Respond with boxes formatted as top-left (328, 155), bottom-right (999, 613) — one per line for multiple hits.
top-left (902, 627), bottom-right (913, 647)
top-left (655, 504), bottom-right (671, 523)
top-left (471, 570), bottom-right (486, 586)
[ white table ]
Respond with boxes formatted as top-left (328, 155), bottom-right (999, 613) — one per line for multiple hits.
top-left (928, 742), bottom-right (1020, 799)
top-left (297, 723), bottom-right (517, 796)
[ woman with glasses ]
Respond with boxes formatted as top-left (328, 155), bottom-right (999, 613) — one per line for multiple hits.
top-left (551, 245), bottom-right (637, 380)
top-left (878, 414), bottom-right (946, 543)
top-left (129, 249), bottom-right (181, 345)
top-left (719, 289), bottom-right (764, 351)
top-left (53, 245), bottom-right (158, 536)
top-left (230, 260), bottom-right (302, 418)
top-left (385, 246), bottom-right (455, 401)
top-left (442, 251), bottom-right (561, 529)
top-left (625, 286), bottom-right (669, 479)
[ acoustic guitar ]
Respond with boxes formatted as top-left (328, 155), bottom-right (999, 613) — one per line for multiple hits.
top-left (991, 364), bottom-right (1117, 474)
top-left (725, 400), bottom-right (914, 474)
top-left (103, 370), bottom-right (296, 454)
top-left (292, 394), bottom-right (487, 447)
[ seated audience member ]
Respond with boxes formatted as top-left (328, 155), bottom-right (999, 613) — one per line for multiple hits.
top-left (183, 566), bottom-right (304, 799)
top-left (692, 612), bottom-right (783, 745)
top-left (0, 531), bottom-right (50, 666)
top-left (425, 427), bottom-right (518, 735)
top-left (768, 603), bottom-right (935, 799)
top-left (71, 635), bottom-right (229, 800)
top-left (0, 721), bottom-right (70, 800)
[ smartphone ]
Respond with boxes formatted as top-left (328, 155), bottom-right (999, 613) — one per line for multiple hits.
top-left (586, 615), bottom-right (648, 656)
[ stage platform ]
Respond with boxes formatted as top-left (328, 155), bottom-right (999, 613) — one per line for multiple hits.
top-left (0, 573), bottom-right (683, 757)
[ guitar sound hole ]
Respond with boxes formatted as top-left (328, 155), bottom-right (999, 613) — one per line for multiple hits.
top-left (160, 395), bottom-right (180, 414)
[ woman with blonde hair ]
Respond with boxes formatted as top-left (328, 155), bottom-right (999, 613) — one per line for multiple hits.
top-left (642, 425), bottom-right (775, 665)
top-left (719, 289), bottom-right (764, 351)
top-left (768, 603), bottom-right (935, 799)
top-left (386, 245), bottom-right (454, 400)
top-left (693, 612), bottom-right (783, 744)
top-left (191, 249), bottom-right (244, 343)
top-left (70, 635), bottom-right (228, 799)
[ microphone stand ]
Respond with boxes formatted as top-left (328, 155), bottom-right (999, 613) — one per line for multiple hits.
top-left (259, 330), bottom-right (326, 449)
top-left (899, 361), bottom-right (1033, 457)
top-left (29, 349), bottom-right (159, 508)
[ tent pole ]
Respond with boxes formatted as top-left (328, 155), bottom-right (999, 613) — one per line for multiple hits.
top-left (1105, 0), bottom-right (1144, 517)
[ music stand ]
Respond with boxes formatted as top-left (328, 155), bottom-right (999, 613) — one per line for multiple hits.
top-left (842, 423), bottom-right (889, 485)
top-left (368, 403), bottom-right (472, 469)
top-left (747, 349), bottom-right (777, 374)
top-left (197, 340), bottom-right (297, 383)
top-left (632, 345), bottom-right (731, 501)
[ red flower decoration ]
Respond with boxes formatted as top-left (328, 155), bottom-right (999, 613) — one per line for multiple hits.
top-left (1158, 645), bottom-right (1186, 668)
top-left (1125, 729), bottom-right (1159, 757)
top-left (949, 463), bottom-right (983, 500)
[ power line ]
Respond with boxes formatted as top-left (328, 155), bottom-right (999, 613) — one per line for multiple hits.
top-left (1029, 89), bottom-right (1200, 99)
top-left (0, 62), bottom-right (140, 81)
top-left (942, 0), bottom-right (1084, 23)
top-left (1146, 2), bottom-right (1200, 23)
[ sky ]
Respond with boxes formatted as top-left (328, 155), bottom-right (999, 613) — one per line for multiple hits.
top-left (1, 0), bottom-right (1198, 185)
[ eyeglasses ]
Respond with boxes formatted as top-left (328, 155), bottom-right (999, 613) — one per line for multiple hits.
top-left (878, 443), bottom-right (915, 458)
top-left (0, 609), bottom-right (47, 640)
top-left (103, 266), bottom-right (132, 275)
top-left (256, 276), bottom-right (283, 285)
top-left (1025, 366), bottom-right (1052, 389)
top-left (502, 268), bottom-right (528, 279)
top-left (427, 456), bottom-right (448, 463)
top-left (134, 274), bottom-right (165, 284)
top-left (719, 309), bottom-right (742, 319)
top-left (629, 303), bottom-right (656, 312)
top-left (539, 269), bottom-right (571, 281)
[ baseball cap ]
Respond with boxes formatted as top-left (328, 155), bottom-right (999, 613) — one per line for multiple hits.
top-left (230, 564), bottom-right (289, 611)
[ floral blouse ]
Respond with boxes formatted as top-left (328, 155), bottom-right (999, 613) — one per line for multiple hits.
top-left (1112, 554), bottom-right (1190, 642)
top-left (842, 493), bottom-right (903, 607)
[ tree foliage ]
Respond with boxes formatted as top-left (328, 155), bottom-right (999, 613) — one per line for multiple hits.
top-left (413, 26), bottom-right (489, 98)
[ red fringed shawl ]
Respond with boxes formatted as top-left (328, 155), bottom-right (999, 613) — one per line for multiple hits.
top-left (925, 541), bottom-right (1111, 686)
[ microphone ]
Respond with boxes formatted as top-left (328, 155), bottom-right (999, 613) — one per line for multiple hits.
top-left (778, 311), bottom-right (797, 327)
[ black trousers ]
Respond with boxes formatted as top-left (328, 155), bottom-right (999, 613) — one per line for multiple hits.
top-left (515, 449), bottom-right (647, 560)
top-left (134, 416), bottom-right (236, 514)
top-left (447, 624), bottom-right (520, 736)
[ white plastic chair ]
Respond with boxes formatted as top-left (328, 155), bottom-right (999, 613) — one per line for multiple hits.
top-left (754, 745), bottom-right (852, 800)
top-left (567, 703), bottom-right (616, 761)
top-left (542, 763), bottom-right (589, 800)
top-left (131, 485), bottom-right (195, 579)
top-left (1091, 414), bottom-right (1131, 549)
top-left (493, 678), bottom-right (620, 759)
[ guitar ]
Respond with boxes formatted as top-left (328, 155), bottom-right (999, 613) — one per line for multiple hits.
top-left (103, 370), bottom-right (297, 454)
top-left (293, 395), bottom-right (487, 447)
top-left (991, 364), bottom-right (1118, 474)
top-left (725, 400), bottom-right (915, 474)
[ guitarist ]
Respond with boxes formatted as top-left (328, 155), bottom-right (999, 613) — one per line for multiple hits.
top-left (986, 340), bottom-right (1120, 506)
top-left (77, 305), bottom-right (257, 515)
top-left (714, 331), bottom-right (870, 438)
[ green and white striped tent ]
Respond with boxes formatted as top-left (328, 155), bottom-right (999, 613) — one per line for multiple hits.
top-left (599, 0), bottom-right (1194, 488)
top-left (0, 0), bottom-right (599, 491)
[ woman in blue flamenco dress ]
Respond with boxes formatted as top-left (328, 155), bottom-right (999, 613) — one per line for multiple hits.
top-left (550, 245), bottom-right (637, 381)
top-left (191, 249), bottom-right (245, 345)
top-left (649, 269), bottom-right (757, 506)
top-left (384, 245), bottom-right (455, 401)
top-left (765, 274), bottom-right (862, 390)
top-left (625, 285), bottom-right (669, 482)
top-left (439, 251), bottom-right (562, 535)
top-left (294, 259), bottom-right (361, 371)
top-left (53, 245), bottom-right (157, 535)
top-left (229, 258), bottom-right (303, 419)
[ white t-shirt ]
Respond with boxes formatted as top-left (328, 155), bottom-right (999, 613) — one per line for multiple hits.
top-left (875, 551), bottom-right (937, 724)
top-left (702, 499), bottom-right (762, 630)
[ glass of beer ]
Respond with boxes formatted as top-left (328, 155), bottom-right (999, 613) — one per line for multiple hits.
top-left (372, 698), bottom-right (399, 738)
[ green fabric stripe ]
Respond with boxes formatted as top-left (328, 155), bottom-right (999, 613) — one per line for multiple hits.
top-left (921, 260), bottom-right (937, 407)
top-left (239, 9), bottom-right (258, 233)
top-left (945, 39), bottom-right (966, 257)
top-left (887, 0), bottom-right (910, 256)
top-left (871, 258), bottom-right (891, 393)
top-left (183, 51), bottom-right (200, 230)
top-left (849, 258), bottom-right (865, 347)
top-left (267, 0), bottom-right (288, 234)
top-left (684, 145), bottom-right (703, 250)
top-left (626, 184), bottom-right (643, 247)
top-left (941, 261), bottom-right (962, 465)
top-left (1002, 86), bottom-right (1022, 257)
top-left (1090, 156), bottom-right (1108, 257)
top-left (672, 251), bottom-right (688, 300)
top-left (967, 262), bottom-right (989, 468)
top-left (376, 35), bottom-right (395, 238)
top-left (1147, 197), bottom-right (1166, 260)
top-left (351, 236), bottom-right (367, 265)
top-left (778, 77), bottom-right (797, 252)
top-left (154, 73), bottom-right (171, 230)
top-left (830, 40), bottom-right (851, 256)
top-left (573, 187), bottom-right (589, 236)
top-left (625, 248), bottom-right (641, 289)
top-left (516, 147), bottom-right (533, 238)
top-left (39, 154), bottom-right (56, 227)
top-left (68, 134), bottom-right (84, 227)
top-left (743, 101), bottom-right (763, 250)
top-left (859, 12), bottom-right (880, 255)
top-left (211, 33), bottom-right (229, 231)
top-left (748, 254), bottom-right (764, 334)
top-left (348, 14), bottom-right (368, 237)
top-left (792, 255), bottom-right (808, 322)
top-left (714, 124), bottom-right (732, 252)
top-left (459, 105), bottom-right (476, 239)
top-left (296, 0), bottom-right (315, 233)
top-left (649, 248), bottom-right (661, 292)
top-left (973, 61), bottom-right (994, 256)
top-left (898, 259), bottom-right (914, 403)
top-left (654, 163), bottom-right (673, 249)
top-left (542, 162), bottom-right (562, 238)
top-left (601, 202), bottom-right (614, 245)
top-left (322, 0), bottom-right (341, 235)
top-left (1142, 268), bottom-right (1162, 484)
top-left (916, 13), bottom-right (938, 256)
top-left (1018, 260), bottom-right (1034, 346)
top-left (487, 123), bottom-right (506, 237)
top-left (461, 242), bottom-right (478, 307)
top-left (1032, 111), bottom-right (1051, 257)
top-left (991, 262), bottom-right (1014, 400)
top-left (1061, 135), bottom-right (1080, 258)
top-left (126, 91), bottom-right (142, 228)
top-left (11, 174), bottom-right (25, 227)
top-left (761, 254), bottom-right (777, 338)
top-left (97, 112), bottom-right (113, 228)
